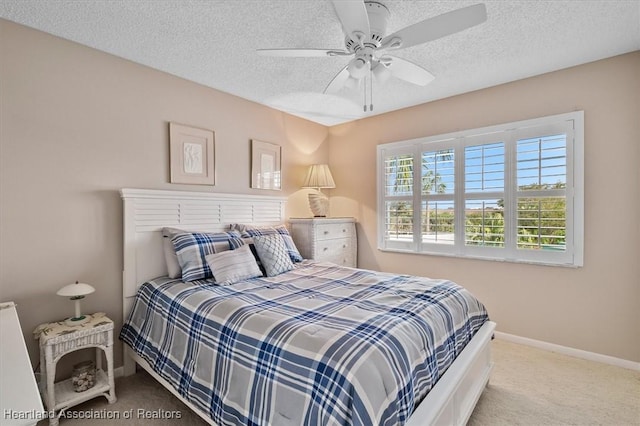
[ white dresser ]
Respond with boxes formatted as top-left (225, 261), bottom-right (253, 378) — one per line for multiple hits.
top-left (0, 302), bottom-right (45, 426)
top-left (288, 218), bottom-right (357, 267)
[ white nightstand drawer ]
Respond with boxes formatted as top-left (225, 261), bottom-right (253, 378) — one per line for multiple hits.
top-left (316, 223), bottom-right (354, 241)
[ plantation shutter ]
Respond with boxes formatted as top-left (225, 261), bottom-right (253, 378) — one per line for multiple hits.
top-left (511, 121), bottom-right (574, 264)
top-left (379, 146), bottom-right (417, 251)
top-left (377, 111), bottom-right (582, 266)
top-left (420, 145), bottom-right (456, 249)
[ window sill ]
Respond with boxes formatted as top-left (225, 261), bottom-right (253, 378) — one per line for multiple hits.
top-left (377, 247), bottom-right (582, 268)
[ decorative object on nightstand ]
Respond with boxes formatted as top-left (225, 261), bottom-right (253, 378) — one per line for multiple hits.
top-left (56, 281), bottom-right (95, 326)
top-left (301, 164), bottom-right (335, 217)
top-left (289, 217), bottom-right (357, 267)
top-left (72, 360), bottom-right (96, 392)
top-left (33, 312), bottom-right (116, 426)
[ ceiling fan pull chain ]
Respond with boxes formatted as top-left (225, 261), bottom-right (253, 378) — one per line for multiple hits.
top-left (363, 75), bottom-right (368, 112)
top-left (370, 67), bottom-right (374, 111)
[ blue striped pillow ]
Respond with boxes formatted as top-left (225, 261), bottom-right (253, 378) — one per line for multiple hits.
top-left (229, 237), bottom-right (267, 276)
top-left (171, 230), bottom-right (242, 282)
top-left (205, 244), bottom-right (262, 285)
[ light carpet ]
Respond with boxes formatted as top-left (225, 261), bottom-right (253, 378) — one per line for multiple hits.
top-left (42, 339), bottom-right (640, 425)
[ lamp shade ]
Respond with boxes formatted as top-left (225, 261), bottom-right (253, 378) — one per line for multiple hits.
top-left (301, 164), bottom-right (336, 189)
top-left (302, 164), bottom-right (335, 217)
top-left (57, 281), bottom-right (95, 326)
top-left (57, 282), bottom-right (95, 297)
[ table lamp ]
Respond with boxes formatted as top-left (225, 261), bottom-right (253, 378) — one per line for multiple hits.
top-left (302, 164), bottom-right (335, 217)
top-left (57, 281), bottom-right (95, 326)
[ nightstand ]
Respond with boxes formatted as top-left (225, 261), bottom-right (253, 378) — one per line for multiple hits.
top-left (33, 313), bottom-right (116, 426)
top-left (289, 217), bottom-right (357, 267)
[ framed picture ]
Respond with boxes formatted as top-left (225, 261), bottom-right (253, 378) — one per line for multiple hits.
top-left (251, 140), bottom-right (281, 190)
top-left (169, 122), bottom-right (215, 185)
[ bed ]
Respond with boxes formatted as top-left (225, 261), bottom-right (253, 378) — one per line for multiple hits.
top-left (120, 188), bottom-right (495, 426)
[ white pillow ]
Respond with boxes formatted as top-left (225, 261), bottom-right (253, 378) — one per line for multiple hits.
top-left (252, 234), bottom-right (294, 277)
top-left (205, 244), bottom-right (262, 285)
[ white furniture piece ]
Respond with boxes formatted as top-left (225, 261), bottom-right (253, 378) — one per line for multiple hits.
top-left (0, 302), bottom-right (45, 426)
top-left (288, 217), bottom-right (357, 267)
top-left (120, 188), bottom-right (495, 426)
top-left (34, 313), bottom-right (116, 426)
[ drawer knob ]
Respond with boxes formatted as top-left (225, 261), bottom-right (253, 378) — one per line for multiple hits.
top-left (343, 244), bottom-right (346, 248)
top-left (324, 231), bottom-right (329, 235)
top-left (323, 247), bottom-right (328, 251)
top-left (342, 229), bottom-right (346, 232)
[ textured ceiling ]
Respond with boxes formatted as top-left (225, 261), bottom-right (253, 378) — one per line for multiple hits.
top-left (1, 1), bottom-right (639, 126)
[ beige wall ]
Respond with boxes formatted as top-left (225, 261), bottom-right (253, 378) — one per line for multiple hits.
top-left (0, 20), bottom-right (329, 370)
top-left (329, 51), bottom-right (640, 362)
top-left (2, 17), bottom-right (638, 372)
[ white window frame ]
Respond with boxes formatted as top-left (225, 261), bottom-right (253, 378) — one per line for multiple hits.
top-left (377, 111), bottom-right (584, 267)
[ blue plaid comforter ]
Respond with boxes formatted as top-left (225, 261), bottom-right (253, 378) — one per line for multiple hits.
top-left (120, 261), bottom-right (489, 425)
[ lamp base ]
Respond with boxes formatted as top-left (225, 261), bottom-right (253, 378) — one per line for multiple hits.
top-left (308, 192), bottom-right (329, 217)
top-left (64, 315), bottom-right (91, 327)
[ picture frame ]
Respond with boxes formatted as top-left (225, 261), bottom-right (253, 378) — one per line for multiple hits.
top-left (169, 122), bottom-right (215, 185)
top-left (251, 140), bottom-right (281, 190)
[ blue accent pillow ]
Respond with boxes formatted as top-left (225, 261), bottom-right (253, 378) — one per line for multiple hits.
top-left (236, 225), bottom-right (303, 262)
top-left (252, 234), bottom-right (294, 277)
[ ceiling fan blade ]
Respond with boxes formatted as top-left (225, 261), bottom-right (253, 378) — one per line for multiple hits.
top-left (371, 60), bottom-right (392, 85)
top-left (384, 56), bottom-right (435, 86)
top-left (331, 0), bottom-right (370, 42)
top-left (381, 3), bottom-right (487, 50)
top-left (257, 48), bottom-right (351, 57)
top-left (324, 66), bottom-right (351, 94)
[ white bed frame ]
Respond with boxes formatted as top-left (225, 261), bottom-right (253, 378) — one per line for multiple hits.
top-left (121, 188), bottom-right (496, 426)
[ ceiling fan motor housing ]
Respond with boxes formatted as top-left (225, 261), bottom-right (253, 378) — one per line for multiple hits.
top-left (345, 1), bottom-right (390, 52)
top-left (258, 1), bottom-right (487, 97)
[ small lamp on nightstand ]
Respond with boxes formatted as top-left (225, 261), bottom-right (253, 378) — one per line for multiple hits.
top-left (302, 164), bottom-right (336, 217)
top-left (57, 281), bottom-right (95, 326)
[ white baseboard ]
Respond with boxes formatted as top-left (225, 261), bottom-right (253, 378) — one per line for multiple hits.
top-left (114, 366), bottom-right (124, 378)
top-left (494, 331), bottom-right (640, 371)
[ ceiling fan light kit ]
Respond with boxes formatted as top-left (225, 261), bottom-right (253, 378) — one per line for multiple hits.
top-left (258, 1), bottom-right (487, 113)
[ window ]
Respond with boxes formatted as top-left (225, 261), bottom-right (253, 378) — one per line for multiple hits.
top-left (377, 111), bottom-right (584, 267)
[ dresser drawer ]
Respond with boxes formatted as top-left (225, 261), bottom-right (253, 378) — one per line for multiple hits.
top-left (315, 237), bottom-right (353, 257)
top-left (320, 251), bottom-right (356, 267)
top-left (315, 223), bottom-right (354, 241)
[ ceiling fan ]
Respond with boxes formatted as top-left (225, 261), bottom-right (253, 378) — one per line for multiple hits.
top-left (257, 1), bottom-right (487, 112)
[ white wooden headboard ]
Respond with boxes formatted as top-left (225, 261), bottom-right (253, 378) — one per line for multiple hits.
top-left (120, 188), bottom-right (287, 374)
top-left (121, 187), bottom-right (286, 295)
top-left (120, 188), bottom-right (286, 363)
